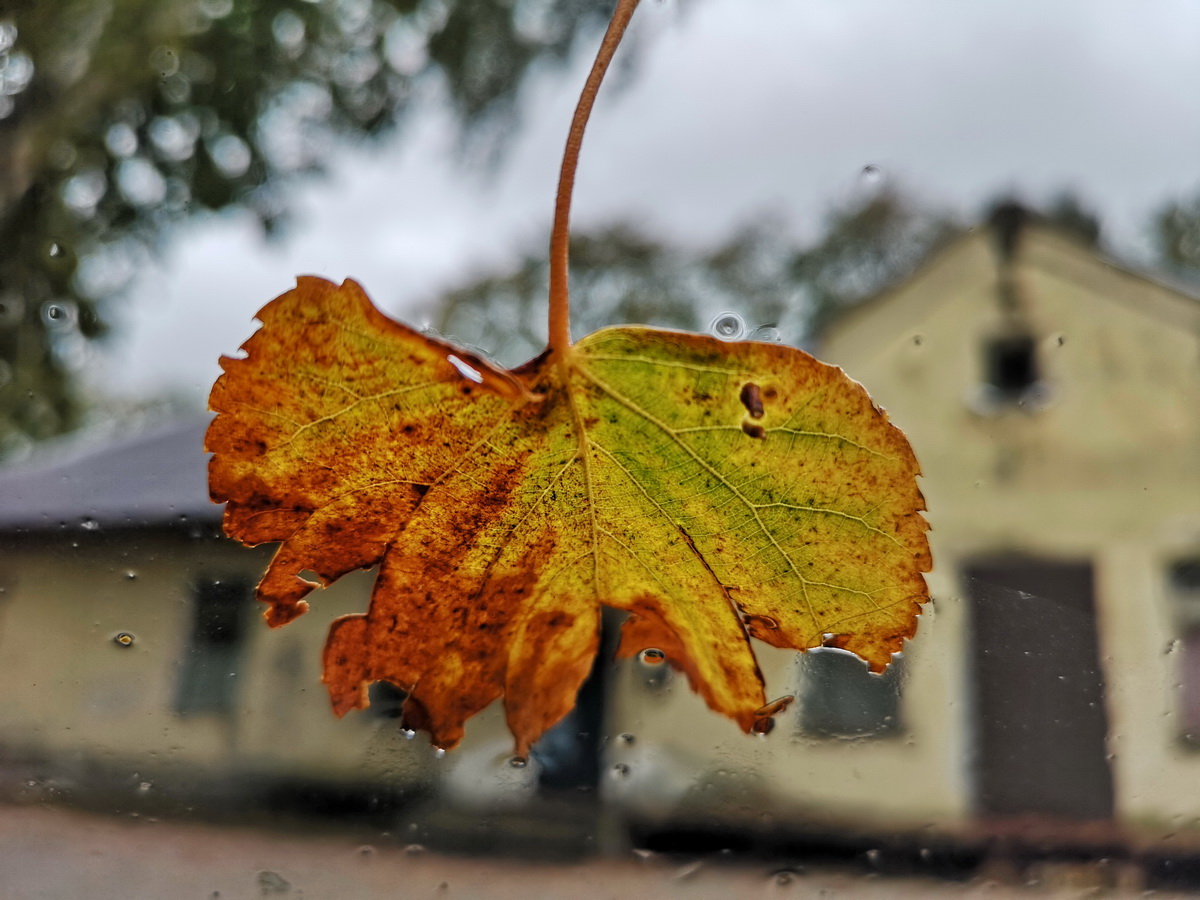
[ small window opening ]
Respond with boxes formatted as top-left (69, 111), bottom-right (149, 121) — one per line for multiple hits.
top-left (174, 576), bottom-right (251, 716)
top-left (984, 333), bottom-right (1039, 398)
top-left (796, 648), bottom-right (903, 738)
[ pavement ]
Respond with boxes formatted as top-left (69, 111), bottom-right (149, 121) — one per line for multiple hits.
top-left (0, 803), bottom-right (1191, 900)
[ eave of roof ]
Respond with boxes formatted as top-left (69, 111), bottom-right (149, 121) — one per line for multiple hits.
top-left (0, 415), bottom-right (218, 533)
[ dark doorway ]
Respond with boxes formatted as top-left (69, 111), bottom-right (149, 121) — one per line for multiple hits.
top-left (965, 558), bottom-right (1114, 820)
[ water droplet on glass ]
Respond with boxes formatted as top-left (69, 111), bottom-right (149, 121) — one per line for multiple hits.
top-left (447, 354), bottom-right (483, 384)
top-left (709, 312), bottom-right (746, 341)
top-left (632, 848), bottom-right (656, 861)
top-left (41, 301), bottom-right (76, 328)
top-left (400, 727), bottom-right (416, 739)
top-left (745, 613), bottom-right (779, 631)
top-left (865, 848), bottom-right (882, 867)
top-left (357, 844), bottom-right (375, 856)
top-left (137, 781), bottom-right (152, 793)
top-left (47, 242), bottom-right (64, 259)
top-left (772, 869), bottom-right (796, 886)
top-left (404, 843), bottom-right (426, 854)
top-left (618, 732), bottom-right (635, 745)
top-left (751, 717), bottom-right (775, 736)
top-left (860, 164), bottom-right (884, 187)
top-left (113, 632), bottom-right (135, 647)
top-left (912, 334), bottom-right (923, 346)
top-left (749, 324), bottom-right (782, 343)
top-left (124, 571), bottom-right (138, 581)
top-left (611, 763), bottom-right (630, 777)
top-left (508, 756), bottom-right (527, 769)
top-left (754, 695), bottom-right (794, 718)
top-left (639, 648), bottom-right (665, 665)
top-left (433, 747), bottom-right (446, 759)
top-left (79, 516), bottom-right (99, 531)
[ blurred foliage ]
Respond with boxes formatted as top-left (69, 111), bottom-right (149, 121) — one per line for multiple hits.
top-left (1152, 188), bottom-right (1200, 277)
top-left (0, 0), bottom-right (616, 459)
top-left (436, 189), bottom-right (960, 366)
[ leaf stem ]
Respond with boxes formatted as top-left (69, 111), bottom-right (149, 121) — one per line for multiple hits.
top-left (548, 0), bottom-right (642, 359)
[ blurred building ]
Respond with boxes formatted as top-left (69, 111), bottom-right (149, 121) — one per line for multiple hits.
top-left (2, 212), bottom-right (1200, 842)
top-left (608, 209), bottom-right (1200, 836)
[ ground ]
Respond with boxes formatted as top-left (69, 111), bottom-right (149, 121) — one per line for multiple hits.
top-left (0, 803), bottom-right (1186, 899)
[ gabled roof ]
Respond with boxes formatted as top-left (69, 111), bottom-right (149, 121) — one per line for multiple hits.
top-left (0, 415), bottom-right (217, 532)
top-left (818, 219), bottom-right (1200, 359)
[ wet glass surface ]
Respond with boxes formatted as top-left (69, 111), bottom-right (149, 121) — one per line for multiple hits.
top-left (2, 1), bottom-right (1200, 896)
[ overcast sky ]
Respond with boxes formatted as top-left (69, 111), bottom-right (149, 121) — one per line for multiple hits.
top-left (95, 0), bottom-right (1200, 401)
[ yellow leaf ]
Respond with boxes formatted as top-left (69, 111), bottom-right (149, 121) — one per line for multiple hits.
top-left (207, 276), bottom-right (930, 754)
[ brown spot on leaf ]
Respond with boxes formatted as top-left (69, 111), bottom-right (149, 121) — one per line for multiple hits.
top-left (742, 422), bottom-right (765, 439)
top-left (740, 383), bottom-right (765, 418)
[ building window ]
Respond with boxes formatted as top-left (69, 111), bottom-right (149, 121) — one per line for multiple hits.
top-left (1169, 558), bottom-right (1200, 744)
top-left (984, 333), bottom-right (1039, 399)
top-left (174, 576), bottom-right (252, 716)
top-left (796, 648), bottom-right (903, 738)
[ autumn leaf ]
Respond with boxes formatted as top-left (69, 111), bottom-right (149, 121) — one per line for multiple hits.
top-left (207, 275), bottom-right (929, 753)
top-left (205, 0), bottom-right (931, 755)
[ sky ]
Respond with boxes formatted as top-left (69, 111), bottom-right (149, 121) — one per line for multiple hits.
top-left (94, 0), bottom-right (1200, 402)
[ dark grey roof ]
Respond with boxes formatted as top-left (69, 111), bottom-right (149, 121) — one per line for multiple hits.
top-left (0, 415), bottom-right (219, 532)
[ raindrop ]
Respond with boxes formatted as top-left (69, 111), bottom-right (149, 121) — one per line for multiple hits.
top-left (124, 571), bottom-right (138, 581)
top-left (47, 242), bottom-right (65, 258)
top-left (611, 763), bottom-right (630, 777)
top-left (113, 632), bottom-right (135, 647)
top-left (772, 869), bottom-right (796, 886)
top-left (508, 756), bottom-right (527, 769)
top-left (639, 648), bottom-right (665, 665)
top-left (357, 844), bottom-right (375, 856)
top-left (912, 334), bottom-right (923, 346)
top-left (447, 354), bottom-right (483, 384)
top-left (404, 843), bottom-right (426, 854)
top-left (400, 727), bottom-right (416, 739)
top-left (745, 614), bottom-right (779, 631)
top-left (709, 312), bottom-right (746, 341)
top-left (433, 747), bottom-right (446, 759)
top-left (1166, 639), bottom-right (1181, 655)
top-left (632, 848), bottom-right (656, 861)
top-left (41, 302), bottom-right (73, 327)
top-left (860, 164), bottom-right (884, 187)
top-left (865, 848), bottom-right (882, 867)
top-left (137, 781), bottom-right (152, 792)
top-left (749, 324), bottom-right (782, 343)
top-left (618, 732), bottom-right (635, 745)
top-left (754, 695), bottom-right (794, 718)
top-left (149, 45), bottom-right (180, 77)
top-left (79, 516), bottom-right (99, 531)
top-left (751, 717), bottom-right (775, 736)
